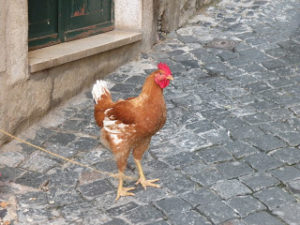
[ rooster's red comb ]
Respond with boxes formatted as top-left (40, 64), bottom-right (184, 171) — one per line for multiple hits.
top-left (158, 62), bottom-right (172, 75)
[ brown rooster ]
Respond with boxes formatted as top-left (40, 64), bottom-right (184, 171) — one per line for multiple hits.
top-left (92, 63), bottom-right (173, 200)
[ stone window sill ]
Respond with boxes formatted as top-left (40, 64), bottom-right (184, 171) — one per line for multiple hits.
top-left (28, 30), bottom-right (142, 73)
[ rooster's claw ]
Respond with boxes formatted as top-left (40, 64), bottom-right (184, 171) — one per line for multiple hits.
top-left (136, 178), bottom-right (160, 190)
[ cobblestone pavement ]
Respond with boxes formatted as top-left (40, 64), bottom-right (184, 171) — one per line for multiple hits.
top-left (1, 0), bottom-right (300, 224)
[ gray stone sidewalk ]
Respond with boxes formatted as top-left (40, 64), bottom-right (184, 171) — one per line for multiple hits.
top-left (1, 0), bottom-right (300, 224)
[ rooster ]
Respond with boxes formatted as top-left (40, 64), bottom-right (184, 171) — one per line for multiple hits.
top-left (92, 63), bottom-right (173, 200)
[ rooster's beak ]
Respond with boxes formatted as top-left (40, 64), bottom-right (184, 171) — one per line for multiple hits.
top-left (166, 75), bottom-right (174, 80)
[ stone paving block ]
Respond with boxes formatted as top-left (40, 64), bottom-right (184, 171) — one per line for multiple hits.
top-left (47, 168), bottom-right (79, 191)
top-left (242, 112), bottom-right (272, 124)
top-left (201, 128), bottom-right (232, 144)
top-left (17, 207), bottom-right (58, 224)
top-left (259, 120), bottom-right (294, 134)
top-left (262, 58), bottom-right (286, 70)
top-left (244, 134), bottom-right (287, 152)
top-left (110, 83), bottom-right (137, 94)
top-left (0, 167), bottom-right (24, 182)
top-left (185, 120), bottom-right (216, 133)
top-left (160, 173), bottom-right (199, 195)
top-left (240, 172), bottom-right (280, 192)
top-left (168, 211), bottom-right (211, 225)
top-left (254, 187), bottom-right (296, 210)
top-left (134, 186), bottom-right (168, 204)
top-left (81, 211), bottom-right (112, 225)
top-left (243, 152), bottom-right (283, 171)
top-left (249, 99), bottom-right (279, 112)
top-left (15, 171), bottom-right (48, 189)
top-left (196, 199), bottom-right (238, 224)
top-left (106, 202), bottom-right (139, 217)
top-left (46, 132), bottom-right (76, 146)
top-left (287, 178), bottom-right (300, 195)
top-left (161, 152), bottom-right (201, 169)
top-left (170, 131), bottom-right (209, 152)
top-left (290, 105), bottom-right (300, 116)
top-left (265, 107), bottom-right (294, 120)
top-left (225, 141), bottom-right (259, 159)
top-left (221, 219), bottom-right (248, 225)
top-left (229, 124), bottom-right (265, 140)
top-left (68, 137), bottom-right (98, 152)
top-left (212, 179), bottom-right (252, 199)
top-left (17, 192), bottom-right (48, 209)
top-left (275, 132), bottom-right (300, 147)
top-left (0, 151), bottom-right (25, 167)
top-left (270, 166), bottom-right (300, 183)
top-left (125, 75), bottom-right (146, 85)
top-left (154, 197), bottom-right (192, 216)
top-left (47, 191), bottom-right (83, 207)
top-left (60, 119), bottom-right (88, 132)
top-left (197, 146), bottom-right (233, 164)
top-left (273, 202), bottom-right (300, 225)
top-left (243, 211), bottom-right (285, 225)
top-left (217, 161), bottom-right (254, 179)
top-left (182, 164), bottom-right (223, 187)
top-left (145, 221), bottom-right (170, 225)
top-left (20, 151), bottom-right (58, 173)
top-left (123, 205), bottom-right (164, 224)
top-left (180, 189), bottom-right (221, 208)
top-left (226, 195), bottom-right (266, 218)
top-left (79, 179), bottom-right (114, 200)
top-left (61, 202), bottom-right (104, 222)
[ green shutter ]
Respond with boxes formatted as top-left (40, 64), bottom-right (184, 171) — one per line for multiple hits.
top-left (28, 0), bottom-right (60, 49)
top-left (62, 0), bottom-right (114, 41)
top-left (28, 0), bottom-right (114, 50)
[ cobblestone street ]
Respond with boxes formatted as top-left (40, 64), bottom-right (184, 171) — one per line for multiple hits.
top-left (1, 0), bottom-right (300, 224)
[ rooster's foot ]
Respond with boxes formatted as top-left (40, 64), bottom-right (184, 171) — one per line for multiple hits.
top-left (135, 178), bottom-right (160, 190)
top-left (115, 186), bottom-right (135, 201)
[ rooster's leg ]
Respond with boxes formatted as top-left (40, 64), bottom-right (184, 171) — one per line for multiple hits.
top-left (134, 159), bottom-right (160, 190)
top-left (115, 171), bottom-right (135, 200)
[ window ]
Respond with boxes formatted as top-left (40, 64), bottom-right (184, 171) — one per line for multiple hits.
top-left (28, 0), bottom-right (114, 50)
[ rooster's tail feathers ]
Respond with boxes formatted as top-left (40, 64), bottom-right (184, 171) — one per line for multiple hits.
top-left (92, 80), bottom-right (110, 103)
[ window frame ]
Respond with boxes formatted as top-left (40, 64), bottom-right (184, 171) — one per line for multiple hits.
top-left (28, 0), bottom-right (114, 50)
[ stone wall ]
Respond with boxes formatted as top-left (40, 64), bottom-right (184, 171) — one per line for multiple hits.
top-left (157, 0), bottom-right (216, 37)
